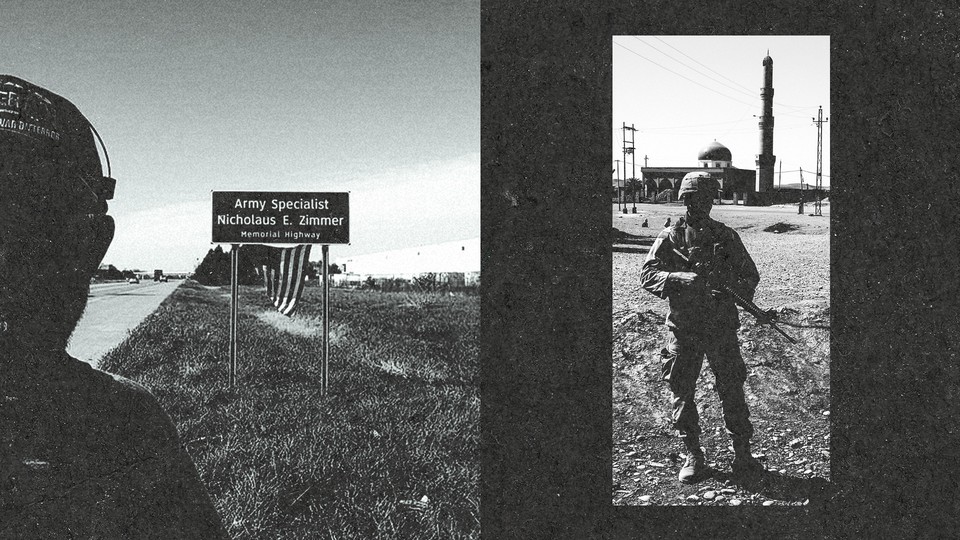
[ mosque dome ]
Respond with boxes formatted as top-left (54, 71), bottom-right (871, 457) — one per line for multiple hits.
top-left (697, 141), bottom-right (732, 162)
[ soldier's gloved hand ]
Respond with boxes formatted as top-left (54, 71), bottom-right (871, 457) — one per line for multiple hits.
top-left (671, 272), bottom-right (706, 291)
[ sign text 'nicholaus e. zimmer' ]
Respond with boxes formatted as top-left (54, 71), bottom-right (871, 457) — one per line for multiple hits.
top-left (211, 191), bottom-right (349, 245)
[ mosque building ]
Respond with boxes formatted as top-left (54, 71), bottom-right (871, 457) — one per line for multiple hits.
top-left (621, 52), bottom-right (813, 206)
top-left (637, 140), bottom-right (758, 204)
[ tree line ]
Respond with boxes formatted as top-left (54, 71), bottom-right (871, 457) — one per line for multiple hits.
top-left (192, 246), bottom-right (340, 286)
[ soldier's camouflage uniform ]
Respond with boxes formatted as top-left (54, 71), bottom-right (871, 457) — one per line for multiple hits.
top-left (639, 217), bottom-right (760, 444)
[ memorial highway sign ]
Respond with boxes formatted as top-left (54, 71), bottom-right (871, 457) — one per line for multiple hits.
top-left (212, 191), bottom-right (349, 244)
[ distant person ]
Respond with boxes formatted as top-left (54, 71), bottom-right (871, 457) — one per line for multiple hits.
top-left (663, 217), bottom-right (671, 228)
top-left (676, 216), bottom-right (685, 227)
top-left (0, 75), bottom-right (228, 537)
top-left (639, 171), bottom-right (763, 484)
top-left (641, 218), bottom-right (648, 227)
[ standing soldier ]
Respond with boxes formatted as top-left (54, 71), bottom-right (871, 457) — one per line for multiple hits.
top-left (0, 75), bottom-right (228, 537)
top-left (639, 171), bottom-right (763, 484)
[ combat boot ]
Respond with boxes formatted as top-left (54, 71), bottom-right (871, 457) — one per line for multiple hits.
top-left (731, 439), bottom-right (763, 477)
top-left (678, 436), bottom-right (709, 484)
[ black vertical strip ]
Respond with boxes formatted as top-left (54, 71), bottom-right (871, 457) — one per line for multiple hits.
top-left (481, 5), bottom-right (613, 539)
top-left (827, 4), bottom-right (960, 538)
top-left (482, 2), bottom-right (960, 539)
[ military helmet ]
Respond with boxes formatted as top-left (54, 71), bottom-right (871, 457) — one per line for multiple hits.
top-left (678, 171), bottom-right (718, 199)
top-left (0, 74), bottom-right (115, 215)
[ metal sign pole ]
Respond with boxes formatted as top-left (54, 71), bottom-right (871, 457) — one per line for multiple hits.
top-left (322, 244), bottom-right (330, 395)
top-left (229, 244), bottom-right (239, 387)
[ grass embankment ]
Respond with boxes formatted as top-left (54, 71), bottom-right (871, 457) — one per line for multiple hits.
top-left (99, 280), bottom-right (479, 539)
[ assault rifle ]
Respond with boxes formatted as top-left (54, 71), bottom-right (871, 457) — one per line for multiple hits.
top-left (672, 247), bottom-right (797, 344)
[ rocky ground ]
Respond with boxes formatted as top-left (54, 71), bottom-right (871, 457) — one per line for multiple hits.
top-left (612, 201), bottom-right (832, 507)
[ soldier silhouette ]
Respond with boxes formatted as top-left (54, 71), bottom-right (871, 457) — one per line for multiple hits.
top-left (640, 171), bottom-right (763, 484)
top-left (0, 75), bottom-right (227, 537)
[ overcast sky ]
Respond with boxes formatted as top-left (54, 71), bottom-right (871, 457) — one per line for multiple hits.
top-left (2, 0), bottom-right (479, 271)
top-left (613, 35), bottom-right (829, 189)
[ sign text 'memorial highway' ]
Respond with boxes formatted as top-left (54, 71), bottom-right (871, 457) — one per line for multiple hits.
top-left (212, 191), bottom-right (349, 244)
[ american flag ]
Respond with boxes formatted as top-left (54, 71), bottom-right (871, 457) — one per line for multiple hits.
top-left (263, 245), bottom-right (312, 316)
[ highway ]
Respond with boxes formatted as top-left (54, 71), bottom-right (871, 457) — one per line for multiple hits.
top-left (67, 280), bottom-right (182, 367)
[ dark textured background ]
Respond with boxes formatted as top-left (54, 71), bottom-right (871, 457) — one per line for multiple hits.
top-left (481, 2), bottom-right (960, 538)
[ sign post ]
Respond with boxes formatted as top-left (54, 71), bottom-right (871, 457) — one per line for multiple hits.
top-left (229, 244), bottom-right (239, 387)
top-left (322, 245), bottom-right (329, 394)
top-left (212, 191), bottom-right (349, 392)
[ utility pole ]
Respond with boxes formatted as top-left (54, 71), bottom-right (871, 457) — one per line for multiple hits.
top-left (622, 123), bottom-right (636, 214)
top-left (643, 155), bottom-right (649, 199)
top-left (630, 125), bottom-right (638, 213)
top-left (614, 159), bottom-right (621, 212)
top-left (812, 105), bottom-right (828, 217)
top-left (778, 161), bottom-right (782, 190)
top-left (798, 166), bottom-right (804, 215)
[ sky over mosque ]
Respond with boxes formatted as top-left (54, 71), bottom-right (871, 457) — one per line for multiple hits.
top-left (613, 36), bottom-right (829, 188)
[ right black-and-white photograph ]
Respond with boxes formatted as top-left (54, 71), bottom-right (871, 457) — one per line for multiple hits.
top-left (611, 35), bottom-right (831, 507)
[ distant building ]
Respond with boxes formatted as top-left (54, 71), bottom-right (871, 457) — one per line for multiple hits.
top-left (335, 238), bottom-right (480, 287)
top-left (638, 140), bottom-right (757, 204)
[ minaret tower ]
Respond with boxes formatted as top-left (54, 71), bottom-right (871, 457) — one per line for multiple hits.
top-left (756, 51), bottom-right (776, 193)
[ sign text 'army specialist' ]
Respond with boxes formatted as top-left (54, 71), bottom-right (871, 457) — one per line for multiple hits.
top-left (212, 191), bottom-right (349, 244)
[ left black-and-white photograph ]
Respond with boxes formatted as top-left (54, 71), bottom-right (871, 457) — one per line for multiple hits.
top-left (1, 2), bottom-right (479, 538)
top-left (611, 35), bottom-right (831, 507)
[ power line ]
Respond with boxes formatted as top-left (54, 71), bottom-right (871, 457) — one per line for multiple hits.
top-left (634, 38), bottom-right (824, 113)
top-left (630, 124), bottom-right (823, 136)
top-left (717, 104), bottom-right (753, 140)
top-left (777, 169), bottom-right (830, 177)
top-left (612, 118), bottom-right (749, 131)
top-left (614, 41), bottom-right (759, 109)
top-left (633, 37), bottom-right (758, 101)
top-left (651, 36), bottom-right (757, 96)
top-left (616, 118), bottom-right (819, 133)
top-left (609, 156), bottom-right (830, 178)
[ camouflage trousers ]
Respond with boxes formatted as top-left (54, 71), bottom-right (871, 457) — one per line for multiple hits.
top-left (659, 327), bottom-right (754, 442)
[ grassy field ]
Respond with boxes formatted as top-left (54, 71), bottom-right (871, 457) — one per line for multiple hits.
top-left (99, 280), bottom-right (479, 539)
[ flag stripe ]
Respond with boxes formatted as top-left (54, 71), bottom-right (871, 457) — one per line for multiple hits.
top-left (262, 245), bottom-right (312, 316)
top-left (277, 247), bottom-right (299, 310)
top-left (281, 245), bottom-right (311, 315)
top-left (275, 249), bottom-right (290, 308)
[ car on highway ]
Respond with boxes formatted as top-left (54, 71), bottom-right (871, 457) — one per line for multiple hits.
top-left (127, 277), bottom-right (140, 284)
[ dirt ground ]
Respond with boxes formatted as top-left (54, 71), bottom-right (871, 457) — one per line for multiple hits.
top-left (612, 201), bottom-right (831, 507)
